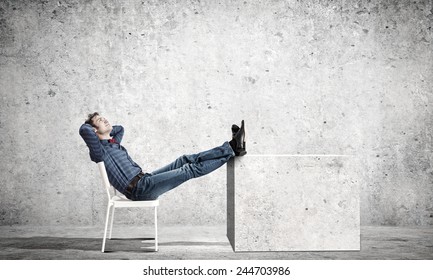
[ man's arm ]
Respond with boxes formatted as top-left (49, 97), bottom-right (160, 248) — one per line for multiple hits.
top-left (110, 125), bottom-right (124, 144)
top-left (79, 123), bottom-right (105, 162)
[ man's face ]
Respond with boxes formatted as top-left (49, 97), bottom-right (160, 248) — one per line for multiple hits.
top-left (91, 115), bottom-right (112, 135)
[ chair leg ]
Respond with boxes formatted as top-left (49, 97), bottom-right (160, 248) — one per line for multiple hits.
top-left (154, 206), bottom-right (158, 252)
top-left (109, 206), bottom-right (115, 239)
top-left (102, 204), bottom-right (111, 253)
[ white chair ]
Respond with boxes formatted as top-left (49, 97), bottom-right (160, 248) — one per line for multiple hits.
top-left (97, 161), bottom-right (159, 252)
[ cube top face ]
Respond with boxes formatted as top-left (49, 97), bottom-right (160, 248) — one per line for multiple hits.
top-left (227, 155), bottom-right (360, 252)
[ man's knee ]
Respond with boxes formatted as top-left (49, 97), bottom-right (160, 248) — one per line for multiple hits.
top-left (182, 154), bottom-right (197, 164)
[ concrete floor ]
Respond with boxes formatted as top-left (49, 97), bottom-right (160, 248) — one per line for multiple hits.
top-left (0, 225), bottom-right (432, 260)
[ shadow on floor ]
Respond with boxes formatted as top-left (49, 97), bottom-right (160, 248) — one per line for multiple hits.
top-left (0, 237), bottom-right (229, 253)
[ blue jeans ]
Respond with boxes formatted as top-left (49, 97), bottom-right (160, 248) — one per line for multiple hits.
top-left (131, 141), bottom-right (235, 200)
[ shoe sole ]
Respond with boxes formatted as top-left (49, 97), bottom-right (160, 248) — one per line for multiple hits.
top-left (236, 120), bottom-right (245, 149)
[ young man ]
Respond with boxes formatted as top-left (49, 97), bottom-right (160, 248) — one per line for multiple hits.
top-left (79, 113), bottom-right (246, 201)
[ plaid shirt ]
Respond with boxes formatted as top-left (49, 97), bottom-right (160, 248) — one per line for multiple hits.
top-left (79, 124), bottom-right (142, 194)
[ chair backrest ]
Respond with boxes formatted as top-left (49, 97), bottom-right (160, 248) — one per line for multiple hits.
top-left (97, 161), bottom-right (114, 200)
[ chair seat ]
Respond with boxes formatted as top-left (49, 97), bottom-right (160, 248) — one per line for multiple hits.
top-left (110, 195), bottom-right (160, 208)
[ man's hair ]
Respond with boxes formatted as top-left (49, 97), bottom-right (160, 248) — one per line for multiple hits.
top-left (85, 112), bottom-right (100, 128)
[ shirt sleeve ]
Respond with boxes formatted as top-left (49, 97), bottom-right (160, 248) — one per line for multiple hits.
top-left (79, 123), bottom-right (105, 162)
top-left (110, 125), bottom-right (124, 144)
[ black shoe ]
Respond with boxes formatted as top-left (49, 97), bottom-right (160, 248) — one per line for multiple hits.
top-left (231, 124), bottom-right (240, 138)
top-left (232, 120), bottom-right (246, 156)
top-left (229, 139), bottom-right (247, 156)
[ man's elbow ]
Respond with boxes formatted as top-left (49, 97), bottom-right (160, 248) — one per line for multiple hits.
top-left (79, 123), bottom-right (93, 136)
top-left (90, 153), bottom-right (104, 163)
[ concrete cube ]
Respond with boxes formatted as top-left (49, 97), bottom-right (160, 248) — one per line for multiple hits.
top-left (227, 155), bottom-right (360, 251)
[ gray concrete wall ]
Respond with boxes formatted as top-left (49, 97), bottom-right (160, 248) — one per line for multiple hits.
top-left (1, 0), bottom-right (432, 227)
